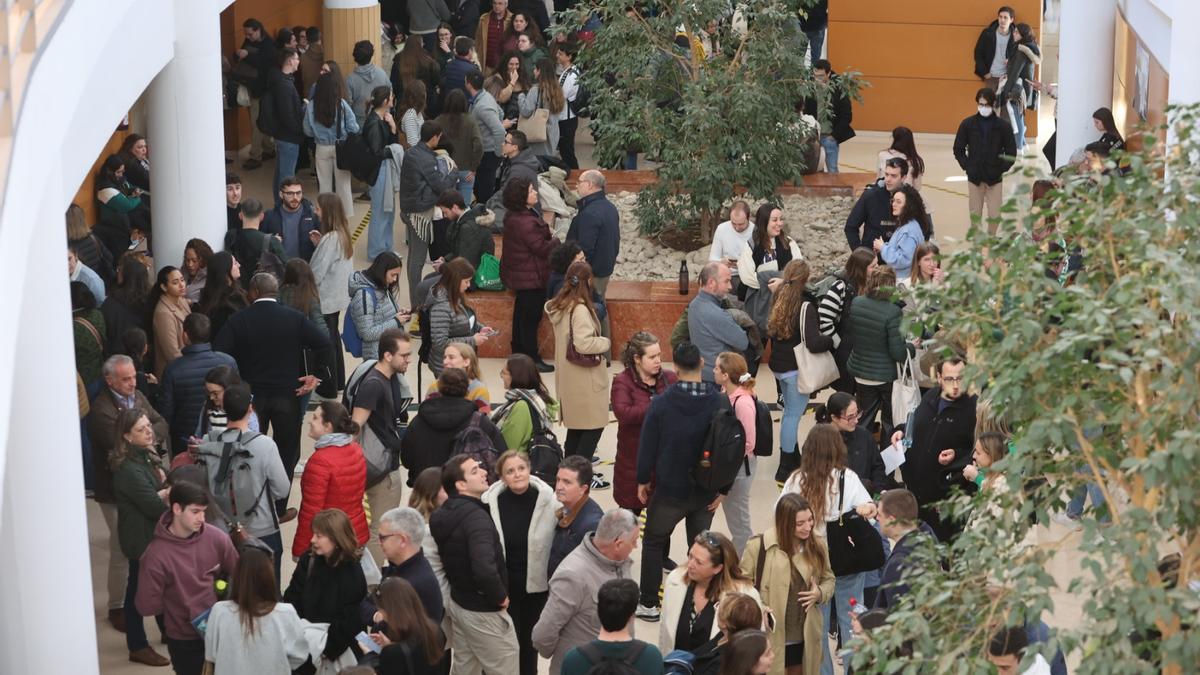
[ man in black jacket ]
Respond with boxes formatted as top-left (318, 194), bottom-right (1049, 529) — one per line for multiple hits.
top-left (212, 272), bottom-right (331, 518)
top-left (891, 357), bottom-right (977, 543)
top-left (430, 453), bottom-right (519, 674)
top-left (399, 368), bottom-right (506, 485)
top-left (235, 19), bottom-right (275, 170)
top-left (258, 47), bottom-right (305, 201)
top-left (158, 313), bottom-right (237, 454)
top-left (804, 59), bottom-right (855, 173)
top-left (260, 177), bottom-right (319, 260)
top-left (566, 170), bottom-right (620, 337)
top-left (844, 157), bottom-right (906, 250)
top-left (439, 189), bottom-right (497, 275)
top-left (953, 88), bottom-right (1016, 234)
top-left (872, 488), bottom-right (938, 610)
top-left (972, 6), bottom-right (1016, 91)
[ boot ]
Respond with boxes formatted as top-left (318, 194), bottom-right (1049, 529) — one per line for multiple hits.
top-left (128, 647), bottom-right (170, 667)
top-left (775, 449), bottom-right (800, 484)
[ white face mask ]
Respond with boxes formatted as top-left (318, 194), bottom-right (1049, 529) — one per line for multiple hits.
top-left (978, 105), bottom-right (994, 117)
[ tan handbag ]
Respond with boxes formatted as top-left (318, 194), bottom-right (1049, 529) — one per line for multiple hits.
top-left (519, 90), bottom-right (550, 143)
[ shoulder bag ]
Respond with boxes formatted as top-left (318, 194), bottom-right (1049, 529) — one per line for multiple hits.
top-left (825, 470), bottom-right (886, 576)
top-left (793, 301), bottom-right (839, 394)
top-left (518, 90), bottom-right (550, 143)
top-left (336, 103), bottom-right (378, 183)
top-left (565, 306), bottom-right (603, 367)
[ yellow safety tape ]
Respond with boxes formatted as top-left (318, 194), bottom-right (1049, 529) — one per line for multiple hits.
top-left (351, 209), bottom-right (371, 244)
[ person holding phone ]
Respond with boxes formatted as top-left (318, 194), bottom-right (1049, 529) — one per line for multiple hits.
top-left (427, 258), bottom-right (492, 378)
top-left (365, 577), bottom-right (446, 674)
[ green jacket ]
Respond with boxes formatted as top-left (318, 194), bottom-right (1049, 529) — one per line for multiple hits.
top-left (845, 295), bottom-right (908, 382)
top-left (112, 446), bottom-right (167, 560)
top-left (73, 309), bottom-right (107, 383)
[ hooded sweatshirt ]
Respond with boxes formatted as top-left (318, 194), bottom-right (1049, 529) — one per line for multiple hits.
top-left (346, 270), bottom-right (404, 360)
top-left (400, 396), bottom-right (506, 483)
top-left (136, 511), bottom-right (239, 640)
top-left (635, 380), bottom-right (726, 501)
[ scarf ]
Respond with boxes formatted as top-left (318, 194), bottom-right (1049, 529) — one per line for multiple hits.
top-left (493, 388), bottom-right (553, 428)
top-left (314, 432), bottom-right (354, 449)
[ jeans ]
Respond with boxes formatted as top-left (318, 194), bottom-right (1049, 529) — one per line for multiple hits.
top-left (124, 559), bottom-right (166, 652)
top-left (273, 140), bottom-right (301, 203)
top-left (622, 151), bottom-right (638, 170)
top-left (639, 492), bottom-right (716, 606)
top-left (404, 218), bottom-right (430, 308)
top-left (805, 28), bottom-right (826, 63)
top-left (722, 456), bottom-right (756, 554)
top-left (1007, 100), bottom-right (1027, 150)
top-left (453, 168), bottom-right (475, 206)
top-left (776, 373), bottom-right (810, 457)
top-left (820, 135), bottom-right (840, 173)
top-left (565, 428), bottom-right (604, 461)
top-left (260, 530), bottom-right (284, 593)
top-left (315, 143), bottom-right (355, 217)
top-left (512, 288), bottom-right (547, 360)
top-left (167, 638), bottom-right (206, 675)
top-left (475, 151), bottom-right (502, 204)
top-left (508, 587), bottom-right (548, 675)
top-left (558, 117), bottom-right (580, 170)
top-left (253, 394), bottom-right (302, 514)
top-left (367, 162), bottom-right (394, 261)
top-left (820, 571), bottom-right (866, 675)
top-left (1065, 465), bottom-right (1108, 521)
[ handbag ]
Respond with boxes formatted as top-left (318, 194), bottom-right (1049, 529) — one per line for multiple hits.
top-left (336, 105), bottom-right (378, 183)
top-left (825, 470), bottom-right (886, 576)
top-left (565, 307), bottom-right (603, 368)
top-left (792, 302), bottom-right (839, 394)
top-left (472, 252), bottom-right (505, 291)
top-left (518, 92), bottom-right (550, 143)
top-left (891, 351), bottom-right (922, 431)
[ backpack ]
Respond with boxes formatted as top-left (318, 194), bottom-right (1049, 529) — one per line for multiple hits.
top-left (735, 394), bottom-right (775, 458)
top-left (692, 398), bottom-right (747, 493)
top-left (344, 361), bottom-right (409, 486)
top-left (342, 359), bottom-right (378, 409)
top-left (663, 648), bottom-right (696, 675)
top-left (526, 404), bottom-right (564, 484)
top-left (342, 287), bottom-right (378, 358)
top-left (577, 641), bottom-right (649, 675)
top-left (194, 430), bottom-right (273, 528)
top-left (452, 412), bottom-right (501, 481)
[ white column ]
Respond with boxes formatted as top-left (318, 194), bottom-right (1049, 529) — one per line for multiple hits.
top-left (147, 0), bottom-right (230, 270)
top-left (1055, 0), bottom-right (1117, 169)
top-left (1168, 2), bottom-right (1200, 106)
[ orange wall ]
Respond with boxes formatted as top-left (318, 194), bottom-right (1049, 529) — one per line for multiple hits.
top-left (829, 0), bottom-right (1042, 134)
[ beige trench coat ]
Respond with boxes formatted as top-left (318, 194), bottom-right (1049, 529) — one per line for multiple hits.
top-left (545, 300), bottom-right (611, 430)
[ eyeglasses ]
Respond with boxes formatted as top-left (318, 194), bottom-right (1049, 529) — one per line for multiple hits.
top-left (378, 532), bottom-right (399, 542)
top-left (941, 376), bottom-right (964, 384)
top-left (282, 190), bottom-right (303, 197)
top-left (840, 411), bottom-right (862, 421)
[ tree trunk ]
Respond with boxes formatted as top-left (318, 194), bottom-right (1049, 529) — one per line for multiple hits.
top-left (699, 208), bottom-right (719, 242)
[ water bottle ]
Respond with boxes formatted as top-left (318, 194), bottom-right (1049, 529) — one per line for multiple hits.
top-left (848, 597), bottom-right (867, 635)
top-left (678, 260), bottom-right (689, 295)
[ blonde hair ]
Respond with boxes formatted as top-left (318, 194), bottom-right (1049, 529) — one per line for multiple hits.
top-left (975, 398), bottom-right (1012, 438)
top-left (495, 449), bottom-right (530, 477)
top-left (445, 342), bottom-right (482, 380)
top-left (717, 351), bottom-right (755, 391)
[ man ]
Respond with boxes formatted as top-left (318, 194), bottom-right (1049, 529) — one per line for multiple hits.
top-left (440, 37), bottom-right (482, 105)
top-left (225, 173), bottom-right (243, 231)
top-left (845, 157), bottom-right (905, 249)
top-left (439, 189), bottom-right (496, 273)
top-left (497, 129), bottom-right (540, 188)
top-left (378, 506), bottom-right (445, 622)
top-left (467, 71), bottom-right (512, 203)
top-left (687, 262), bottom-right (748, 382)
top-left (987, 626), bottom-right (1054, 675)
top-left (893, 357), bottom-right (977, 543)
top-left (635, 341), bottom-right (727, 619)
top-left (534, 510), bottom-right (642, 675)
top-left (213, 273), bottom-right (330, 518)
top-left (953, 88), bottom-right (1016, 234)
top-left (197, 382), bottom-right (289, 575)
top-left (261, 176), bottom-right (319, 260)
top-left (429, 454), bottom-right (519, 674)
top-left (346, 40), bottom-right (390, 127)
top-left (236, 19), bottom-right (276, 170)
top-left (225, 198), bottom-right (287, 285)
top-left (408, 0), bottom-right (451, 54)
top-left (475, 0), bottom-right (512, 73)
top-left (804, 59), bottom-right (855, 173)
top-left (299, 27), bottom-right (324, 90)
top-left (401, 368), bottom-right (506, 486)
top-left (799, 0), bottom-right (829, 64)
top-left (708, 200), bottom-right (754, 285)
top-left (449, 0), bottom-right (482, 48)
top-left (400, 121), bottom-right (457, 307)
top-left (974, 6), bottom-right (1016, 91)
top-left (566, 170), bottom-right (620, 338)
top-left (258, 47), bottom-right (305, 199)
top-left (88, 355), bottom-right (168, 637)
top-left (136, 482), bottom-right (239, 675)
top-left (158, 313), bottom-right (237, 454)
top-left (68, 245), bottom-right (106, 304)
top-left (561, 579), bottom-right (661, 675)
top-left (349, 328), bottom-right (414, 564)
top-left (872, 488), bottom-right (936, 610)
top-left (548, 455), bottom-right (605, 576)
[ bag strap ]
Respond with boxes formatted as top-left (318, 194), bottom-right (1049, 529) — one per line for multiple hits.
top-left (798, 302), bottom-right (809, 345)
top-left (622, 640), bottom-right (648, 665)
top-left (577, 641), bottom-right (604, 666)
top-left (754, 534), bottom-right (766, 592)
top-left (836, 470), bottom-right (846, 524)
top-left (74, 316), bottom-right (103, 351)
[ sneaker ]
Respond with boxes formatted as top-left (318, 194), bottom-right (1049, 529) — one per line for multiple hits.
top-left (1052, 512), bottom-right (1081, 530)
top-left (635, 603), bottom-right (661, 621)
top-left (591, 456), bottom-right (601, 465)
top-left (128, 647), bottom-right (170, 667)
top-left (356, 191), bottom-right (372, 202)
top-left (241, 158), bottom-right (262, 170)
top-left (590, 475), bottom-right (611, 490)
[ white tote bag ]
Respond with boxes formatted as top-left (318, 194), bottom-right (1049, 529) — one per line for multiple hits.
top-left (793, 302), bottom-right (839, 395)
top-left (891, 351), bottom-right (922, 428)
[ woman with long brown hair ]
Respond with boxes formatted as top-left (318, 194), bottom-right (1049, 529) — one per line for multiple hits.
top-left (310, 193), bottom-right (355, 396)
top-left (181, 238), bottom-right (213, 303)
top-left (844, 265), bottom-right (907, 439)
top-left (660, 531), bottom-right (762, 653)
top-left (280, 258), bottom-right (332, 403)
top-left (197, 252), bottom-right (247, 340)
top-left (436, 88), bottom-right (484, 203)
top-left (149, 265), bottom-right (191, 377)
top-left (736, 203), bottom-right (802, 300)
top-left (304, 72), bottom-right (360, 215)
top-left (720, 630), bottom-right (775, 675)
top-left (816, 247), bottom-right (877, 396)
top-left (517, 58), bottom-right (565, 157)
top-left (396, 79), bottom-right (428, 148)
top-left (369, 577), bottom-right (446, 673)
top-left (390, 37), bottom-right (441, 117)
top-left (741, 494), bottom-right (835, 675)
top-left (545, 260), bottom-right (611, 477)
top-left (204, 548), bottom-right (308, 673)
top-left (427, 257), bottom-right (491, 378)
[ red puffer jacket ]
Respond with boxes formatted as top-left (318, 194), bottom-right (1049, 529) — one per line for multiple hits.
top-left (500, 208), bottom-right (558, 291)
top-left (609, 367), bottom-right (678, 509)
top-left (292, 440), bottom-right (370, 558)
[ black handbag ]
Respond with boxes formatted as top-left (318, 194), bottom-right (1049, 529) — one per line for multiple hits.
top-left (825, 470), bottom-right (886, 576)
top-left (335, 105), bottom-right (379, 184)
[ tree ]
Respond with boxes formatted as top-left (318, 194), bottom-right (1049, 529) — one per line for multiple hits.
top-left (852, 105), bottom-right (1200, 673)
top-left (562, 0), bottom-right (861, 238)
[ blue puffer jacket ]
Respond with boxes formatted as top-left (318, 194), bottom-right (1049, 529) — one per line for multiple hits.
top-left (566, 191), bottom-right (621, 278)
top-left (158, 343), bottom-right (238, 451)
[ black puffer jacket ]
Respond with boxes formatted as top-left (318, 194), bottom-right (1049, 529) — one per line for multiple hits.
top-left (842, 425), bottom-right (887, 494)
top-left (429, 494), bottom-right (509, 611)
top-left (446, 205), bottom-right (497, 272)
top-left (157, 344), bottom-right (237, 452)
top-left (283, 552), bottom-right (367, 661)
top-left (399, 396), bottom-right (506, 485)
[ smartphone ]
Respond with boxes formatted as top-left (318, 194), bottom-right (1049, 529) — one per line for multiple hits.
top-left (356, 631), bottom-right (383, 654)
top-left (481, 327), bottom-right (500, 338)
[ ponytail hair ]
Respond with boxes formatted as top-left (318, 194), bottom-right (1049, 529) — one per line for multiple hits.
top-left (318, 401), bottom-right (360, 436)
top-left (717, 351), bottom-right (754, 391)
top-left (814, 391), bottom-right (856, 424)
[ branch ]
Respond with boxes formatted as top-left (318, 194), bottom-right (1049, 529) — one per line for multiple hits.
top-left (1064, 412), bottom-right (1123, 526)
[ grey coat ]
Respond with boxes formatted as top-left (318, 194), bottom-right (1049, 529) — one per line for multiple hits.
top-left (346, 64), bottom-right (391, 126)
top-left (407, 0), bottom-right (451, 34)
top-left (471, 90), bottom-right (507, 153)
top-left (518, 86), bottom-right (560, 157)
top-left (687, 290), bottom-right (749, 382)
top-left (309, 231), bottom-right (354, 315)
top-left (198, 429), bottom-right (291, 538)
top-left (426, 286), bottom-right (480, 378)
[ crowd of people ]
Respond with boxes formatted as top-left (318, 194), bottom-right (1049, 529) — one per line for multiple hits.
top-left (64, 2), bottom-right (1117, 675)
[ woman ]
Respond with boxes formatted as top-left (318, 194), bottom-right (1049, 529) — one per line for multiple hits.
top-left (281, 258), bottom-right (331, 398)
top-left (310, 193), bottom-right (355, 395)
top-left (369, 577), bottom-right (446, 674)
top-left (401, 368), bottom-right (507, 481)
top-left (779, 424), bottom-right (878, 664)
top-left (390, 37), bottom-right (442, 119)
top-left (407, 466), bottom-right (451, 607)
top-left (293, 402), bottom-right (370, 560)
top-left (304, 71), bottom-right (360, 216)
top-left (737, 203), bottom-right (802, 299)
top-left (427, 342), bottom-right (492, 411)
top-left (766, 259), bottom-right (833, 482)
top-left (199, 365), bottom-right (260, 437)
top-left (72, 282), bottom-right (107, 388)
top-left (433, 23), bottom-right (455, 71)
top-left (284, 508), bottom-right (369, 674)
top-left (204, 548), bottom-right (308, 674)
top-left (496, 51), bottom-right (534, 114)
top-left (516, 33), bottom-right (548, 80)
top-left (492, 353), bottom-right (559, 453)
top-left (844, 265), bottom-right (907, 438)
top-left (481, 450), bottom-right (561, 675)
top-left (181, 239), bottom-right (213, 303)
top-left (363, 86), bottom-right (400, 261)
top-left (500, 176), bottom-right (558, 370)
top-left (554, 46), bottom-right (581, 169)
top-left (397, 80), bottom-right (428, 149)
top-left (96, 154), bottom-right (152, 240)
top-left (999, 23), bottom-right (1040, 151)
top-left (347, 251), bottom-right (408, 360)
top-left (102, 253), bottom-right (153, 349)
top-left (427, 257), bottom-right (488, 378)
top-left (874, 185), bottom-right (931, 281)
top-left (814, 394), bottom-right (886, 494)
top-left (712, 352), bottom-right (760, 553)
top-left (197, 252), bottom-right (247, 340)
top-left (490, 71), bottom-right (522, 122)
top-left (544, 260), bottom-right (611, 466)
top-left (964, 430), bottom-right (1009, 493)
top-left (901, 241), bottom-right (942, 289)
top-left (517, 58), bottom-right (565, 157)
top-left (876, 126), bottom-right (924, 190)
top-left (119, 134), bottom-right (152, 192)
top-left (67, 204), bottom-right (114, 285)
top-left (720, 630), bottom-right (775, 675)
top-left (1092, 107), bottom-right (1124, 153)
top-left (149, 266), bottom-right (191, 378)
top-left (661, 531), bottom-right (762, 653)
top-left (611, 332), bottom-right (677, 511)
top-left (503, 13), bottom-right (542, 53)
top-left (690, 592), bottom-right (767, 675)
top-left (111, 408), bottom-right (169, 667)
top-left (741, 494), bottom-right (835, 675)
top-left (436, 89), bottom-right (484, 204)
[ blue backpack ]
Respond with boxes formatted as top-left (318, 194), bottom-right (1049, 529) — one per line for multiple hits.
top-left (663, 649), bottom-right (695, 674)
top-left (342, 287), bottom-right (378, 358)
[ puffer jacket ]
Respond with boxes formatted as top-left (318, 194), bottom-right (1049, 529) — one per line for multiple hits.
top-left (610, 367), bottom-right (677, 510)
top-left (481, 476), bottom-right (561, 593)
top-left (427, 285), bottom-right (481, 378)
top-left (347, 271), bottom-right (405, 360)
top-left (500, 208), bottom-right (558, 291)
top-left (845, 294), bottom-right (908, 383)
top-left (446, 206), bottom-right (497, 272)
top-left (158, 343), bottom-right (237, 451)
top-left (399, 141), bottom-right (455, 214)
top-left (400, 396), bottom-right (507, 484)
top-left (428, 494), bottom-right (509, 611)
top-left (292, 439), bottom-right (369, 557)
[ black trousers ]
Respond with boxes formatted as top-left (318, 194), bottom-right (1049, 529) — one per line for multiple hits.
top-left (639, 492), bottom-right (715, 606)
top-left (317, 312), bottom-right (344, 398)
top-left (166, 638), bottom-right (205, 675)
top-left (512, 288), bottom-right (546, 360)
top-left (475, 151), bottom-right (502, 204)
top-left (254, 393), bottom-right (302, 514)
top-left (855, 381), bottom-right (894, 447)
top-left (558, 117), bottom-right (580, 170)
top-left (565, 428), bottom-right (604, 461)
top-left (508, 586), bottom-right (548, 675)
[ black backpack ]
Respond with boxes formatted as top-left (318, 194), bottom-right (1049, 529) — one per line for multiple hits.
top-left (577, 640), bottom-right (649, 675)
top-left (735, 394), bottom-right (775, 458)
top-left (527, 404), bottom-right (564, 484)
top-left (452, 412), bottom-right (501, 481)
top-left (692, 398), bottom-right (747, 492)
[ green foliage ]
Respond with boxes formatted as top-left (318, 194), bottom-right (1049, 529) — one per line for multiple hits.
top-left (852, 106), bottom-right (1200, 674)
top-left (561, 0), bottom-right (862, 235)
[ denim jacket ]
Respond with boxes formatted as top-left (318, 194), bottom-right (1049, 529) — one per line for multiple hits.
top-left (303, 99), bottom-right (360, 145)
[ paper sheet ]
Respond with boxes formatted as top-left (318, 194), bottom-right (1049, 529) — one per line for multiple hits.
top-left (881, 442), bottom-right (906, 475)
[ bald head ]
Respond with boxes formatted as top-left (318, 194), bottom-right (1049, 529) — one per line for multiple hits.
top-left (698, 261), bottom-right (731, 296)
top-left (578, 170), bottom-right (606, 196)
